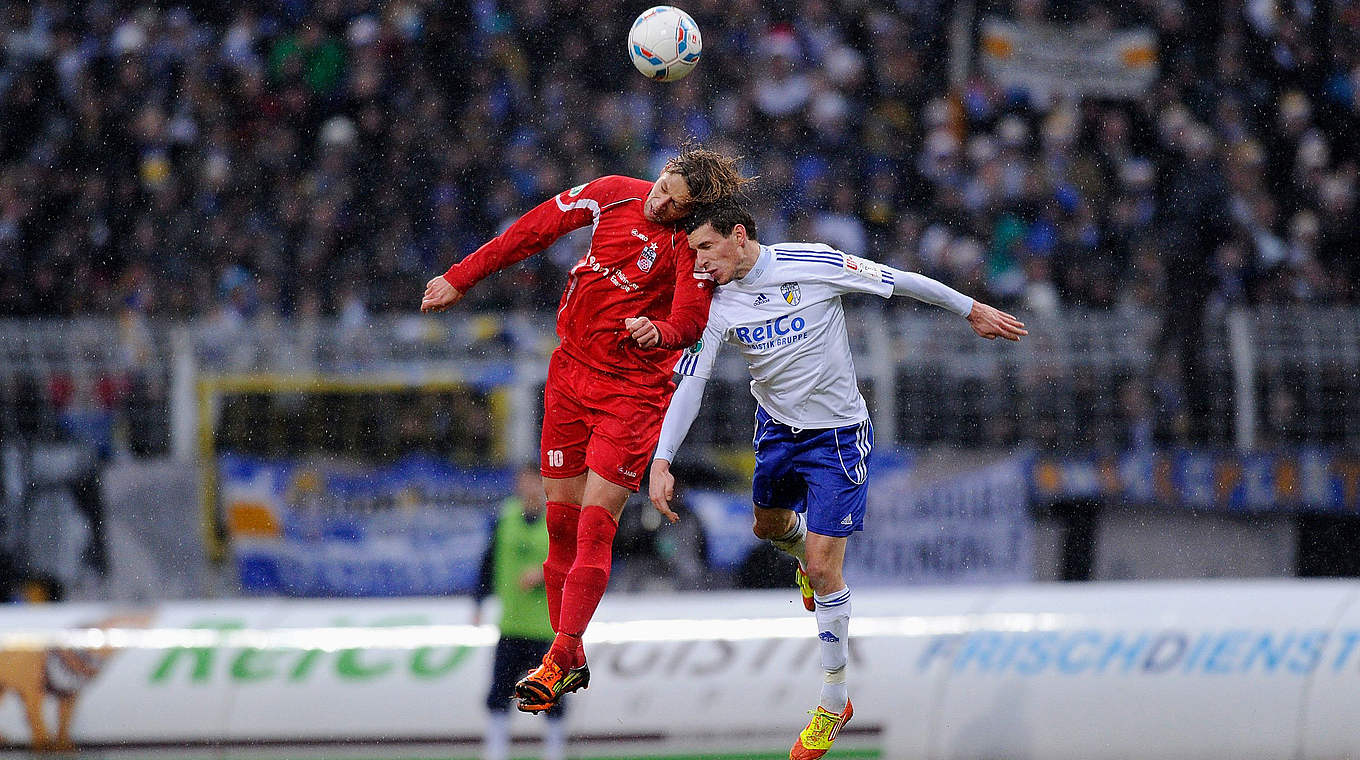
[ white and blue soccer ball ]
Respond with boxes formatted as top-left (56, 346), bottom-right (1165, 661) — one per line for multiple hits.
top-left (627, 6), bottom-right (702, 82)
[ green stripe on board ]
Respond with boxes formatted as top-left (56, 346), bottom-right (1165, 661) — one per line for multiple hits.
top-left (200, 751), bottom-right (883, 760)
top-left (331, 754), bottom-right (878, 760)
top-left (575, 752), bottom-right (882, 760)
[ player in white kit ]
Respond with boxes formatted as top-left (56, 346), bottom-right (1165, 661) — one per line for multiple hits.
top-left (648, 198), bottom-right (1025, 760)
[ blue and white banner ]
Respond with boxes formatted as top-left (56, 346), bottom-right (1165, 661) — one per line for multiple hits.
top-left (847, 455), bottom-right (1033, 586)
top-left (220, 454), bottom-right (509, 596)
top-left (687, 453), bottom-right (1033, 586)
top-left (1032, 449), bottom-right (1360, 513)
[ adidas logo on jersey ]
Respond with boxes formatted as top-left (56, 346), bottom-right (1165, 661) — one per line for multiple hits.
top-left (753, 293), bottom-right (769, 306)
top-left (841, 514), bottom-right (854, 526)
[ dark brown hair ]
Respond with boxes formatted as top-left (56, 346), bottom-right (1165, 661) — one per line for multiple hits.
top-left (683, 195), bottom-right (759, 241)
top-left (665, 146), bottom-right (753, 205)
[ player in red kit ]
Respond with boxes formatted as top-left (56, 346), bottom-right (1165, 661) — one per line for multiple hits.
top-left (421, 148), bottom-right (748, 712)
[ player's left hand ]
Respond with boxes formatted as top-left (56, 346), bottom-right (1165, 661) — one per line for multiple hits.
top-left (625, 316), bottom-right (661, 348)
top-left (648, 459), bottom-right (680, 524)
top-left (967, 301), bottom-right (1027, 341)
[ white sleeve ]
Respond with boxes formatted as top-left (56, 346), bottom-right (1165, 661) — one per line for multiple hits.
top-left (883, 265), bottom-right (974, 316)
top-left (774, 244), bottom-right (973, 314)
top-left (820, 250), bottom-right (896, 298)
top-left (654, 373), bottom-right (708, 462)
top-left (671, 318), bottom-right (724, 380)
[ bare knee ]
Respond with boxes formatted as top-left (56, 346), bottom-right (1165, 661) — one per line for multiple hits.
top-left (544, 473), bottom-right (585, 505)
top-left (751, 509), bottom-right (793, 540)
top-left (803, 558), bottom-right (844, 597)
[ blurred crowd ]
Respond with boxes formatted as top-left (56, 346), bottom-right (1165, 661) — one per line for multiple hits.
top-left (2, 0), bottom-right (1357, 324)
top-left (6, 0), bottom-right (1360, 604)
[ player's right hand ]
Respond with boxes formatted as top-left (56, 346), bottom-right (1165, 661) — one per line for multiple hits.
top-left (625, 316), bottom-right (661, 348)
top-left (649, 459), bottom-right (680, 524)
top-left (518, 566), bottom-right (544, 591)
top-left (421, 276), bottom-right (464, 313)
top-left (967, 301), bottom-right (1027, 341)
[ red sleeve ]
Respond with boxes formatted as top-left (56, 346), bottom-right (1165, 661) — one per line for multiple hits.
top-left (443, 177), bottom-right (622, 292)
top-left (652, 244), bottom-right (714, 350)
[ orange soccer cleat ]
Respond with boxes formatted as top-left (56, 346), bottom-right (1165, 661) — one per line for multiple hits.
top-left (514, 655), bottom-right (591, 713)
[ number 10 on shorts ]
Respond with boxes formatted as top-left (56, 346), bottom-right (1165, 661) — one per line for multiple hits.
top-left (547, 450), bottom-right (564, 468)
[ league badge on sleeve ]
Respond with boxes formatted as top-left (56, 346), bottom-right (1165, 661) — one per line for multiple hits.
top-left (780, 282), bottom-right (802, 306)
top-left (843, 254), bottom-right (884, 282)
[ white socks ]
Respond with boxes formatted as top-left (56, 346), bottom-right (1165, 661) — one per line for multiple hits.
top-left (814, 586), bottom-right (851, 713)
top-left (775, 514), bottom-right (847, 713)
top-left (769, 511), bottom-right (807, 562)
top-left (484, 711), bottom-right (509, 760)
top-left (544, 716), bottom-right (566, 760)
top-left (485, 710), bottom-right (566, 760)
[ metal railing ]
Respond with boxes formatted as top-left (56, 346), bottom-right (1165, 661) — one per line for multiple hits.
top-left (2, 306), bottom-right (1358, 463)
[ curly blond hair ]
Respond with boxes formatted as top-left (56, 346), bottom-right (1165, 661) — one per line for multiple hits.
top-left (665, 146), bottom-right (754, 205)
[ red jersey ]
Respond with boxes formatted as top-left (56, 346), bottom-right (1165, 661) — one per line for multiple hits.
top-left (443, 175), bottom-right (712, 383)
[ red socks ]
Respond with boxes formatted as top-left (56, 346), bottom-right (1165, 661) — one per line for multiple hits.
top-left (548, 505), bottom-right (618, 669)
top-left (543, 502), bottom-right (581, 635)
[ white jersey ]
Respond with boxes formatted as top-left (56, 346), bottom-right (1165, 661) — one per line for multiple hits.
top-left (672, 242), bottom-right (895, 429)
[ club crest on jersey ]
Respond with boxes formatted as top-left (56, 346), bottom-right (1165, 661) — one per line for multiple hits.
top-left (637, 244), bottom-right (658, 273)
top-left (780, 282), bottom-right (802, 306)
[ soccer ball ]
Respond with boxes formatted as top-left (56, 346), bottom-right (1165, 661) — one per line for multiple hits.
top-left (627, 6), bottom-right (702, 82)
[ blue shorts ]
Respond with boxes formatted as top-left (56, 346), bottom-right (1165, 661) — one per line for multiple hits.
top-left (751, 406), bottom-right (872, 537)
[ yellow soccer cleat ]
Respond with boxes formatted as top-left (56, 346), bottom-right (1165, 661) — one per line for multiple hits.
top-left (795, 561), bottom-right (815, 612)
top-left (790, 700), bottom-right (853, 760)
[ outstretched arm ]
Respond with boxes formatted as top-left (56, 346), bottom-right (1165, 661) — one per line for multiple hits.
top-left (884, 266), bottom-right (975, 315)
top-left (649, 374), bottom-right (708, 523)
top-left (422, 179), bottom-right (616, 312)
top-left (882, 264), bottom-right (1026, 341)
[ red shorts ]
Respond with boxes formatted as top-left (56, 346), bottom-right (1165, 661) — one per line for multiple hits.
top-left (540, 348), bottom-right (675, 492)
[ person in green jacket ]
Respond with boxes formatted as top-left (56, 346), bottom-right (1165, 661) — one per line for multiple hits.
top-left (475, 464), bottom-right (566, 760)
